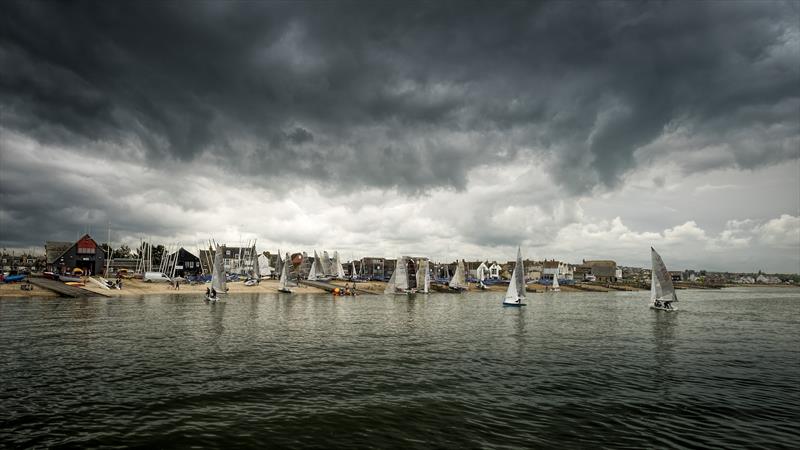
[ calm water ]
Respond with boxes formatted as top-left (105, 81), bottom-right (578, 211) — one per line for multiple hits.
top-left (1, 288), bottom-right (799, 448)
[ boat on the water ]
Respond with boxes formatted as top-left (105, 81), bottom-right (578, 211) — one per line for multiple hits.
top-left (650, 247), bottom-right (678, 311)
top-left (206, 244), bottom-right (227, 302)
top-left (415, 259), bottom-right (430, 294)
top-left (385, 256), bottom-right (415, 294)
top-left (551, 269), bottom-right (561, 292)
top-left (278, 252), bottom-right (292, 293)
top-left (503, 247), bottom-right (526, 307)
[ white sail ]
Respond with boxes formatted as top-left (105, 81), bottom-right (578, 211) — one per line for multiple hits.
top-left (503, 269), bottom-right (520, 304)
top-left (416, 259), bottom-right (430, 293)
top-left (351, 261), bottom-right (357, 279)
top-left (251, 245), bottom-right (260, 279)
top-left (257, 254), bottom-right (271, 277)
top-left (552, 268), bottom-right (560, 290)
top-left (503, 247), bottom-right (526, 305)
top-left (651, 247), bottom-right (678, 302)
top-left (333, 251), bottom-right (346, 279)
top-left (449, 259), bottom-right (467, 290)
top-left (384, 260), bottom-right (399, 294)
top-left (275, 251), bottom-right (283, 278)
top-left (321, 251), bottom-right (333, 276)
top-left (279, 252), bottom-right (291, 290)
top-left (416, 260), bottom-right (424, 292)
top-left (211, 245), bottom-right (227, 293)
top-left (385, 256), bottom-right (410, 293)
top-left (476, 262), bottom-right (488, 282)
top-left (514, 247), bottom-right (525, 297)
top-left (424, 260), bottom-right (431, 293)
top-left (308, 251), bottom-right (320, 280)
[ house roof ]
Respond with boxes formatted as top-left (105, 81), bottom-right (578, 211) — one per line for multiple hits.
top-left (45, 241), bottom-right (73, 264)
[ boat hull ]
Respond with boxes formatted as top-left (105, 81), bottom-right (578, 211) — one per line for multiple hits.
top-left (502, 303), bottom-right (526, 307)
top-left (650, 305), bottom-right (677, 311)
top-left (278, 288), bottom-right (292, 293)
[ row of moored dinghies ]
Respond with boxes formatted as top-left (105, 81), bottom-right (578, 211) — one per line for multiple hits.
top-left (307, 250), bottom-right (346, 281)
top-left (384, 257), bottom-right (432, 294)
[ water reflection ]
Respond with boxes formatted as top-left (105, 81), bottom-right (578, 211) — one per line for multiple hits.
top-left (652, 311), bottom-right (679, 394)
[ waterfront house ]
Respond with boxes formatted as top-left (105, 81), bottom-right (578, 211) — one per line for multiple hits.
top-left (168, 247), bottom-right (202, 277)
top-left (360, 257), bottom-right (387, 280)
top-left (488, 262), bottom-right (501, 279)
top-left (44, 234), bottom-right (107, 276)
top-left (578, 260), bottom-right (619, 282)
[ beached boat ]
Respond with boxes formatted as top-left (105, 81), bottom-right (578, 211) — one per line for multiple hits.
top-left (58, 274), bottom-right (83, 283)
top-left (278, 252), bottom-right (292, 293)
top-left (2, 274), bottom-right (27, 283)
top-left (308, 250), bottom-right (332, 281)
top-left (650, 247), bottom-right (678, 311)
top-left (551, 269), bottom-right (561, 292)
top-left (206, 245), bottom-right (227, 302)
top-left (244, 246), bottom-right (260, 286)
top-left (503, 247), bottom-right (526, 307)
top-left (448, 259), bottom-right (468, 292)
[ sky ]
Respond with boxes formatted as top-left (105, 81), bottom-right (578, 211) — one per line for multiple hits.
top-left (1, 1), bottom-right (798, 273)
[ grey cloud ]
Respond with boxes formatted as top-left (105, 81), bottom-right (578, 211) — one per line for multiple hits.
top-left (1, 1), bottom-right (798, 193)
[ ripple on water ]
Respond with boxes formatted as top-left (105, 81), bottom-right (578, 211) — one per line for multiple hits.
top-left (1, 289), bottom-right (799, 448)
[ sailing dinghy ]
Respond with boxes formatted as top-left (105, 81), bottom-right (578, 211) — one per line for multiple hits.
top-left (503, 247), bottom-right (526, 307)
top-left (551, 268), bottom-right (560, 292)
top-left (206, 245), bottom-right (227, 302)
top-left (385, 256), bottom-right (415, 294)
top-left (278, 252), bottom-right (292, 293)
top-left (448, 259), bottom-right (468, 292)
top-left (650, 247), bottom-right (678, 311)
top-left (416, 259), bottom-right (430, 294)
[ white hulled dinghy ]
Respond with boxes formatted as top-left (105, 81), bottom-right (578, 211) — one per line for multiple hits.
top-left (503, 247), bottom-right (526, 307)
top-left (551, 268), bottom-right (560, 292)
top-left (650, 247), bottom-right (678, 311)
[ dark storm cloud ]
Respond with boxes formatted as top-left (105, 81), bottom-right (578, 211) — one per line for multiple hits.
top-left (1, 0), bottom-right (798, 194)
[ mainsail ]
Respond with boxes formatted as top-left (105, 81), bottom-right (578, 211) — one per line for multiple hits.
top-left (552, 268), bottom-right (560, 290)
top-left (211, 245), bottom-right (227, 293)
top-left (385, 256), bottom-right (409, 293)
top-left (476, 262), bottom-right (488, 282)
top-left (503, 247), bottom-right (526, 305)
top-left (308, 251), bottom-right (320, 280)
top-left (333, 251), bottom-right (346, 279)
top-left (251, 245), bottom-right (260, 280)
top-left (651, 247), bottom-right (678, 303)
top-left (449, 259), bottom-right (467, 290)
top-left (514, 247), bottom-right (525, 296)
top-left (321, 251), bottom-right (333, 277)
top-left (416, 259), bottom-right (430, 293)
top-left (279, 252), bottom-right (291, 290)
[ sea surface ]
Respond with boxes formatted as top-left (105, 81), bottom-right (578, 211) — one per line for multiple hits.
top-left (1, 288), bottom-right (799, 448)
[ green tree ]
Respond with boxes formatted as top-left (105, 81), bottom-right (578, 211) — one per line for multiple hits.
top-left (112, 245), bottom-right (132, 259)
